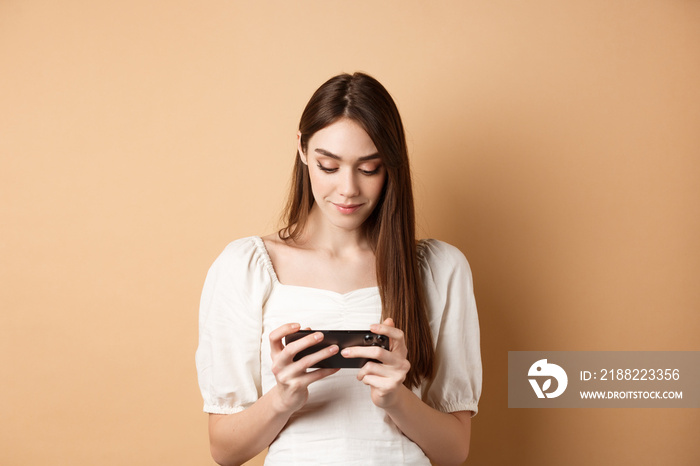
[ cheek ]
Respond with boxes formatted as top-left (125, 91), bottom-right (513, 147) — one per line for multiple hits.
top-left (307, 169), bottom-right (331, 197)
top-left (364, 174), bottom-right (387, 199)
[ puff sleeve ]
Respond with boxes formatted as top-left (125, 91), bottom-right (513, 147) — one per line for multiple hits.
top-left (195, 237), bottom-right (273, 414)
top-left (418, 239), bottom-right (482, 416)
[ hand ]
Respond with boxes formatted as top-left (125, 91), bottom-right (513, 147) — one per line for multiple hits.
top-left (341, 318), bottom-right (411, 409)
top-left (268, 323), bottom-right (340, 414)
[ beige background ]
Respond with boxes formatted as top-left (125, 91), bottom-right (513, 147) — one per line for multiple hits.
top-left (1, 1), bottom-right (699, 465)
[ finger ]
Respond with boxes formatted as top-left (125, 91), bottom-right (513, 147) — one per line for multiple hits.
top-left (370, 319), bottom-right (407, 355)
top-left (357, 373), bottom-right (391, 389)
top-left (278, 331), bottom-right (330, 367)
top-left (295, 343), bottom-right (340, 370)
top-left (357, 356), bottom-right (410, 380)
top-left (269, 323), bottom-right (301, 357)
top-left (298, 367), bottom-right (340, 386)
top-left (275, 345), bottom-right (339, 383)
top-left (341, 345), bottom-right (388, 363)
top-left (357, 360), bottom-right (388, 379)
top-left (370, 319), bottom-right (403, 340)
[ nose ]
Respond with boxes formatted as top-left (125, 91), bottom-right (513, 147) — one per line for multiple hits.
top-left (338, 169), bottom-right (360, 198)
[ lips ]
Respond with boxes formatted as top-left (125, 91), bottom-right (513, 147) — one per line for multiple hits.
top-left (332, 202), bottom-right (363, 214)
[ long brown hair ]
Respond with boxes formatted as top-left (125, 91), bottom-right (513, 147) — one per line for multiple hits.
top-left (280, 72), bottom-right (434, 388)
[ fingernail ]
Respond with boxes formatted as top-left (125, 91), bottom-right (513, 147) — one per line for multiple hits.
top-left (314, 332), bottom-right (323, 341)
top-left (329, 345), bottom-right (339, 354)
top-left (341, 349), bottom-right (350, 357)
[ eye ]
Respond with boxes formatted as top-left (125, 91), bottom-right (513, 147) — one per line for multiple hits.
top-left (360, 168), bottom-right (381, 176)
top-left (316, 162), bottom-right (338, 174)
top-left (359, 165), bottom-right (382, 176)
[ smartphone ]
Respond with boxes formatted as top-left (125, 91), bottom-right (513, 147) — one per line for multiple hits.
top-left (284, 330), bottom-right (390, 369)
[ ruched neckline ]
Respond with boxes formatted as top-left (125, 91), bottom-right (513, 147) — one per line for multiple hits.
top-left (251, 236), bottom-right (380, 298)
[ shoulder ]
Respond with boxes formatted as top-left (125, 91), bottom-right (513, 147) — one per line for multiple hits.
top-left (213, 236), bottom-right (259, 262)
top-left (417, 239), bottom-right (474, 298)
top-left (208, 236), bottom-right (274, 281)
top-left (259, 232), bottom-right (290, 262)
top-left (417, 239), bottom-right (471, 274)
top-left (221, 235), bottom-right (262, 252)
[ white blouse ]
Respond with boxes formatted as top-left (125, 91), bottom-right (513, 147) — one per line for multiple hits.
top-left (196, 236), bottom-right (482, 465)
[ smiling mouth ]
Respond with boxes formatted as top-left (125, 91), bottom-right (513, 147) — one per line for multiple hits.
top-left (332, 203), bottom-right (363, 214)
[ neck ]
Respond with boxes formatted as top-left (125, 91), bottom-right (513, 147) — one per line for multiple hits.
top-left (297, 205), bottom-right (370, 257)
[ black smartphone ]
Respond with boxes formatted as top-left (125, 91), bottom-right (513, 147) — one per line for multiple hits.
top-left (284, 330), bottom-right (390, 369)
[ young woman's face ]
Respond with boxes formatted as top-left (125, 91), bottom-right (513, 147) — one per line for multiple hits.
top-left (299, 118), bottom-right (386, 233)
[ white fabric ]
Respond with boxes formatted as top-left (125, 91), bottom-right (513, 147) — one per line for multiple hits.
top-left (196, 236), bottom-right (482, 465)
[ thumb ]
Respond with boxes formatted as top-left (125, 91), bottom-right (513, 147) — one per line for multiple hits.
top-left (383, 317), bottom-right (395, 327)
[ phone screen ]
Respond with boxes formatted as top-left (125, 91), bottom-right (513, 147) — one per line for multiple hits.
top-left (284, 330), bottom-right (389, 369)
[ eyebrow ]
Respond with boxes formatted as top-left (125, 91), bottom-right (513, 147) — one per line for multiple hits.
top-left (314, 148), bottom-right (380, 162)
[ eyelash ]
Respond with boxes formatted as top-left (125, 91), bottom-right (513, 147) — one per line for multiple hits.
top-left (317, 163), bottom-right (337, 174)
top-left (316, 163), bottom-right (380, 176)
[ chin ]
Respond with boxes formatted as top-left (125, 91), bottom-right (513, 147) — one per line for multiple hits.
top-left (333, 219), bottom-right (366, 232)
top-left (329, 213), bottom-right (370, 232)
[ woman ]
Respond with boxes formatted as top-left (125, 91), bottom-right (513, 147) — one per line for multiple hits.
top-left (196, 72), bottom-right (482, 465)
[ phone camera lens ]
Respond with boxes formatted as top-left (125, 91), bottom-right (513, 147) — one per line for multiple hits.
top-left (364, 334), bottom-right (373, 343)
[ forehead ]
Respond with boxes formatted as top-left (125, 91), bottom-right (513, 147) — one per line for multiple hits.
top-left (307, 118), bottom-right (378, 159)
